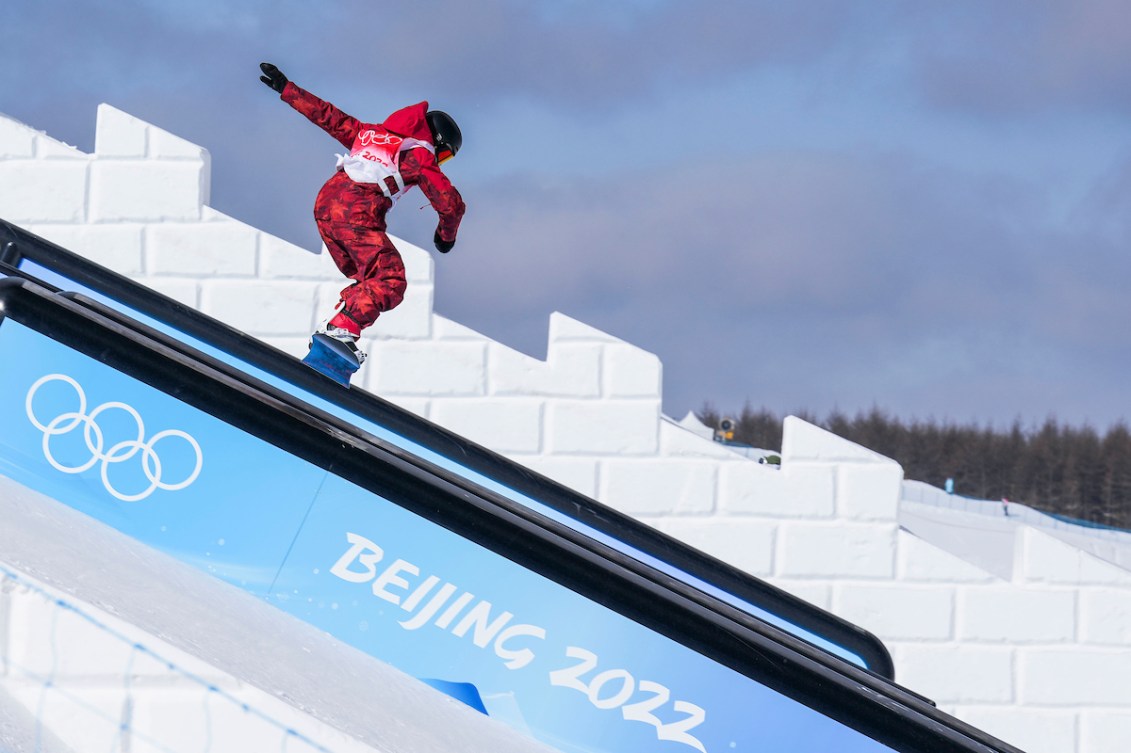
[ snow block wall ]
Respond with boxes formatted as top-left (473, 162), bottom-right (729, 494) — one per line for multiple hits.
top-left (1, 565), bottom-right (377, 753)
top-left (2, 105), bottom-right (1131, 753)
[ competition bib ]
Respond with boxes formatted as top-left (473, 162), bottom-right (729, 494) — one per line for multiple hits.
top-left (336, 128), bottom-right (434, 201)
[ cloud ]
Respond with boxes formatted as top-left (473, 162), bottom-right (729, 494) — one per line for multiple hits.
top-left (337, 0), bottom-right (858, 108)
top-left (3, 0), bottom-right (858, 115)
top-left (432, 140), bottom-right (1131, 422)
top-left (901, 0), bottom-right (1131, 116)
top-left (450, 149), bottom-right (1025, 319)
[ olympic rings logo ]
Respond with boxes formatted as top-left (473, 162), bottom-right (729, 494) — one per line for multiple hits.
top-left (25, 374), bottom-right (204, 502)
top-left (357, 129), bottom-right (400, 147)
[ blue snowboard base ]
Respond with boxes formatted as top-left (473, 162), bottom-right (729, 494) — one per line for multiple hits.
top-left (302, 333), bottom-right (361, 387)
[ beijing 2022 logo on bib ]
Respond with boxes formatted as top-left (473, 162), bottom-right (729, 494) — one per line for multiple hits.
top-left (25, 374), bottom-right (203, 502)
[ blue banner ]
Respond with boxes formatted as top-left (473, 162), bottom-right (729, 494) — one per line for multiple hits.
top-left (13, 257), bottom-right (873, 672)
top-left (0, 317), bottom-right (894, 753)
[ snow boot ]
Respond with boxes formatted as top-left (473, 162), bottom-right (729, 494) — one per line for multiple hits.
top-left (313, 305), bottom-right (367, 365)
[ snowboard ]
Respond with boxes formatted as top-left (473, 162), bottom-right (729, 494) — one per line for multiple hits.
top-left (302, 333), bottom-right (361, 387)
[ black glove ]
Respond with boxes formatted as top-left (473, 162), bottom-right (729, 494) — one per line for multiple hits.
top-left (434, 230), bottom-right (455, 254)
top-left (259, 62), bottom-right (288, 93)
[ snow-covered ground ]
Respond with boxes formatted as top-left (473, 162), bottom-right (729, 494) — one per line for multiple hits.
top-left (901, 479), bottom-right (1131, 577)
top-left (0, 474), bottom-right (557, 753)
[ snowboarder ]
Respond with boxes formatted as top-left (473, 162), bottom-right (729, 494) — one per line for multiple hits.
top-left (258, 62), bottom-right (465, 378)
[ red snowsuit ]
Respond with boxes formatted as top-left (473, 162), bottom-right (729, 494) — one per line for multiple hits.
top-left (279, 82), bottom-right (465, 329)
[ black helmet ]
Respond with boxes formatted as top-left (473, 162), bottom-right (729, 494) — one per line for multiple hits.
top-left (426, 110), bottom-right (462, 163)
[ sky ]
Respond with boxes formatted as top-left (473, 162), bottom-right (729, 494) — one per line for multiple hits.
top-left (5, 0), bottom-right (1131, 430)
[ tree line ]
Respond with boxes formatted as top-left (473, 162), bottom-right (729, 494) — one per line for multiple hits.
top-left (697, 404), bottom-right (1131, 530)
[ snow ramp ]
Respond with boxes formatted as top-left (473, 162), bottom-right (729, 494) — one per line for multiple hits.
top-left (0, 221), bottom-right (1021, 753)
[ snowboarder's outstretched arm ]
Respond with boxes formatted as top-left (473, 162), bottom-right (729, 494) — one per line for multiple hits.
top-left (402, 148), bottom-right (466, 251)
top-left (259, 62), bottom-right (359, 149)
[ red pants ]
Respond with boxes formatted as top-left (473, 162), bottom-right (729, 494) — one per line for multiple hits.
top-left (317, 221), bottom-right (407, 329)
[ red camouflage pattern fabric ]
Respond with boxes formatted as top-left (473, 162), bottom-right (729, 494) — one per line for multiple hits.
top-left (281, 81), bottom-right (466, 328)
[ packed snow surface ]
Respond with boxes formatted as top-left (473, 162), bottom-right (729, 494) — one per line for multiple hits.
top-left (0, 474), bottom-right (558, 753)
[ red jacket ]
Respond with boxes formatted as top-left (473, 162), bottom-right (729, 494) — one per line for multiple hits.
top-left (281, 82), bottom-right (465, 242)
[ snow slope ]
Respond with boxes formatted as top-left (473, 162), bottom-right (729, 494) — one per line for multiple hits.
top-left (0, 474), bottom-right (557, 753)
